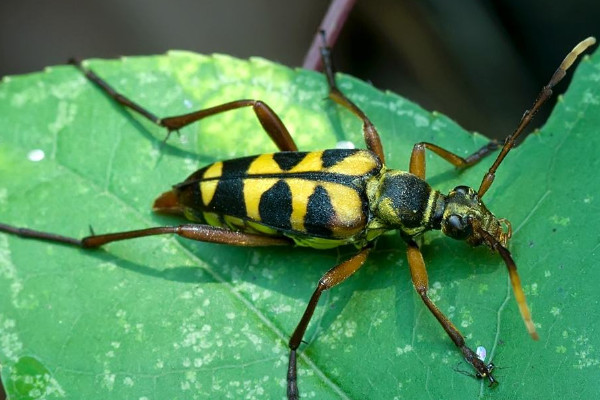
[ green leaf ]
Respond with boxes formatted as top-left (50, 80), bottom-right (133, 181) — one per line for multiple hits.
top-left (1, 48), bottom-right (599, 399)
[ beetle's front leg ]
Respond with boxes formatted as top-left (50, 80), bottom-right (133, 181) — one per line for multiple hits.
top-left (287, 246), bottom-right (371, 400)
top-left (409, 140), bottom-right (500, 180)
top-left (406, 239), bottom-right (496, 385)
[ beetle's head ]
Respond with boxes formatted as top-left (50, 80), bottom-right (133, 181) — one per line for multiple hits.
top-left (441, 185), bottom-right (511, 248)
top-left (440, 184), bottom-right (539, 339)
top-left (435, 37), bottom-right (596, 344)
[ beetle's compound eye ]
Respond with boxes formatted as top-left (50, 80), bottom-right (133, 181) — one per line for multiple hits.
top-left (453, 185), bottom-right (478, 201)
top-left (454, 185), bottom-right (470, 195)
top-left (444, 214), bottom-right (473, 240)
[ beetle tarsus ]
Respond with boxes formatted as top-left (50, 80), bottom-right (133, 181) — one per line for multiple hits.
top-left (287, 350), bottom-right (299, 400)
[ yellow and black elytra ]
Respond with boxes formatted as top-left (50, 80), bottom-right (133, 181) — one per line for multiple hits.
top-left (156, 149), bottom-right (382, 249)
top-left (0, 36), bottom-right (596, 399)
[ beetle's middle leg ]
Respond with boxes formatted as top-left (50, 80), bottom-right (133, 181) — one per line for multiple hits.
top-left (287, 246), bottom-right (371, 400)
top-left (69, 60), bottom-right (298, 152)
top-left (406, 239), bottom-right (496, 385)
top-left (319, 39), bottom-right (385, 163)
top-left (319, 36), bottom-right (498, 170)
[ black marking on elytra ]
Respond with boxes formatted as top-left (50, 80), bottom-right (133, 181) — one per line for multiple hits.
top-left (175, 155), bottom-right (257, 190)
top-left (322, 149), bottom-right (359, 168)
top-left (304, 185), bottom-right (334, 237)
top-left (259, 180), bottom-right (292, 230)
top-left (209, 176), bottom-right (247, 218)
top-left (272, 152), bottom-right (307, 171)
top-left (220, 155), bottom-right (256, 179)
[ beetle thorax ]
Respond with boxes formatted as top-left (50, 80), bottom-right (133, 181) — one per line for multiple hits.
top-left (366, 170), bottom-right (445, 239)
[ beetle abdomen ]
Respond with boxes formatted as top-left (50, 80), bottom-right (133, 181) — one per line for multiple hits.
top-left (157, 149), bottom-right (382, 244)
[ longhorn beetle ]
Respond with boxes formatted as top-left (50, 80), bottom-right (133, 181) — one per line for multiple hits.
top-left (0, 36), bottom-right (595, 398)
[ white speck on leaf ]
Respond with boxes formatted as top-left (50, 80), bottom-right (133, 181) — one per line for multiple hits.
top-left (335, 140), bottom-right (355, 149)
top-left (27, 149), bottom-right (45, 162)
top-left (476, 346), bottom-right (487, 362)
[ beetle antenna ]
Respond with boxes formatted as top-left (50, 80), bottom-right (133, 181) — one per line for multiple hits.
top-left (475, 225), bottom-right (539, 340)
top-left (496, 242), bottom-right (538, 340)
top-left (477, 36), bottom-right (596, 198)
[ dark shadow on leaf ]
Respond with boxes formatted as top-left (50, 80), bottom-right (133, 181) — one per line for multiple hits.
top-left (76, 247), bottom-right (219, 284)
top-left (322, 98), bottom-right (355, 145)
top-left (112, 106), bottom-right (218, 166)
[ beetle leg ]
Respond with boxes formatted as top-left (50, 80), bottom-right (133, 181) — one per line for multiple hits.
top-left (69, 59), bottom-right (298, 151)
top-left (411, 37), bottom-right (596, 187)
top-left (0, 222), bottom-right (292, 248)
top-left (406, 239), bottom-right (496, 385)
top-left (287, 246), bottom-right (371, 400)
top-left (319, 38), bottom-right (385, 162)
top-left (409, 140), bottom-right (499, 180)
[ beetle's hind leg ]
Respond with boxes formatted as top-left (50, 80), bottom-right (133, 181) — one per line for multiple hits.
top-left (287, 246), bottom-right (371, 400)
top-left (319, 33), bottom-right (385, 162)
top-left (69, 59), bottom-right (298, 152)
top-left (0, 222), bottom-right (292, 248)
